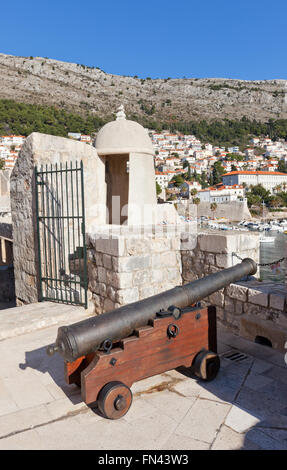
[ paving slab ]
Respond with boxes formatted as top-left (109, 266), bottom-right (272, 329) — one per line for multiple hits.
top-left (211, 424), bottom-right (259, 450)
top-left (225, 405), bottom-right (261, 434)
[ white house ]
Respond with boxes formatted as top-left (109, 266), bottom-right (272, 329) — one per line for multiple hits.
top-left (0, 135), bottom-right (25, 146)
top-left (155, 171), bottom-right (178, 189)
top-left (198, 184), bottom-right (245, 203)
top-left (222, 170), bottom-right (287, 193)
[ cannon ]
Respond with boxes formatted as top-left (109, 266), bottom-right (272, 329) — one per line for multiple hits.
top-left (47, 258), bottom-right (256, 419)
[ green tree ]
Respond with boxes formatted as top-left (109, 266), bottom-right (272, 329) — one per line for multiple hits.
top-left (278, 160), bottom-right (287, 173)
top-left (246, 184), bottom-right (271, 207)
top-left (171, 175), bottom-right (185, 187)
top-left (278, 191), bottom-right (287, 206)
top-left (253, 146), bottom-right (265, 156)
top-left (211, 161), bottom-right (226, 185)
top-left (225, 153), bottom-right (244, 161)
top-left (187, 164), bottom-right (192, 181)
top-left (156, 182), bottom-right (162, 196)
top-left (246, 193), bottom-right (262, 209)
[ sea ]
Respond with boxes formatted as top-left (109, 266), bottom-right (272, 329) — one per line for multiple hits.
top-left (259, 232), bottom-right (286, 283)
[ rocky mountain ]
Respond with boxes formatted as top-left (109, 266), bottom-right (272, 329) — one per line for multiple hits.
top-left (0, 52), bottom-right (286, 123)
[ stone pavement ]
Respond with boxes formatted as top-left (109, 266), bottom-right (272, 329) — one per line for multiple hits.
top-left (0, 304), bottom-right (287, 450)
top-left (0, 301), bottom-right (92, 341)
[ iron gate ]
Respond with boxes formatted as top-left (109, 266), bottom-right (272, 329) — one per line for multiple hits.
top-left (35, 161), bottom-right (88, 308)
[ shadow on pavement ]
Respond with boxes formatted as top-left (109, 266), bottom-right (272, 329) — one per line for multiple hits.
top-left (178, 343), bottom-right (287, 450)
top-left (18, 337), bottom-right (287, 449)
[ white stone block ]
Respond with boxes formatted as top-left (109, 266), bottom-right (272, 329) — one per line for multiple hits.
top-left (126, 237), bottom-right (151, 256)
top-left (94, 236), bottom-right (126, 256)
top-left (116, 288), bottom-right (139, 304)
top-left (216, 254), bottom-right (233, 269)
top-left (139, 285), bottom-right (155, 299)
top-left (107, 271), bottom-right (133, 289)
top-left (226, 284), bottom-right (248, 302)
top-left (114, 255), bottom-right (151, 273)
top-left (209, 290), bottom-right (224, 308)
top-left (269, 293), bottom-right (285, 312)
top-left (160, 251), bottom-right (177, 267)
top-left (248, 288), bottom-right (269, 307)
top-left (133, 269), bottom-right (150, 286)
top-left (151, 253), bottom-right (162, 269)
top-left (152, 269), bottom-right (164, 283)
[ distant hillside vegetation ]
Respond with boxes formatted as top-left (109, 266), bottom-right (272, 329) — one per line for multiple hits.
top-left (1, 99), bottom-right (287, 148)
top-left (0, 99), bottom-right (107, 137)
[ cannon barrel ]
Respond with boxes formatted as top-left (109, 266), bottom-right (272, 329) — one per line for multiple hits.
top-left (47, 258), bottom-right (257, 362)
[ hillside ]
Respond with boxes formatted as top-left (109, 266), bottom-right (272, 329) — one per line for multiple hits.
top-left (0, 53), bottom-right (287, 124)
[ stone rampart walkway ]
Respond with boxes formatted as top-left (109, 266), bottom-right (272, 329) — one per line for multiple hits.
top-left (0, 301), bottom-right (286, 450)
top-left (0, 301), bottom-right (92, 341)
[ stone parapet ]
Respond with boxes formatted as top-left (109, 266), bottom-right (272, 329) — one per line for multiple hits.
top-left (179, 230), bottom-right (287, 352)
top-left (181, 230), bottom-right (260, 284)
top-left (203, 279), bottom-right (287, 351)
top-left (86, 227), bottom-right (182, 313)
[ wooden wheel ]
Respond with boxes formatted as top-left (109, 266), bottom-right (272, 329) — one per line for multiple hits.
top-left (97, 381), bottom-right (133, 419)
top-left (192, 350), bottom-right (220, 381)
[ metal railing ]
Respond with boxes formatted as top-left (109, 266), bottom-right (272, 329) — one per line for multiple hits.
top-left (35, 161), bottom-right (88, 308)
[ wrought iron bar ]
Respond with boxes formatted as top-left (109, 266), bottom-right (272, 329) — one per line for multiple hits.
top-left (81, 160), bottom-right (88, 309)
top-left (35, 160), bottom-right (87, 308)
top-left (35, 167), bottom-right (43, 302)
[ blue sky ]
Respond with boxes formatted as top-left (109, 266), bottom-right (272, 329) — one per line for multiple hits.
top-left (1, 0), bottom-right (286, 80)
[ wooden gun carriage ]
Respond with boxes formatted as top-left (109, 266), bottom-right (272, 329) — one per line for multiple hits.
top-left (47, 258), bottom-right (257, 419)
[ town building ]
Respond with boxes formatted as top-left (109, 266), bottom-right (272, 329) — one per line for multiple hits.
top-left (222, 170), bottom-right (287, 193)
top-left (0, 136), bottom-right (25, 170)
top-left (155, 171), bottom-right (173, 188)
top-left (198, 184), bottom-right (245, 203)
top-left (180, 180), bottom-right (202, 198)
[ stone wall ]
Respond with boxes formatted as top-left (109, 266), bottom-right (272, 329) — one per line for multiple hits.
top-left (181, 231), bottom-right (260, 284)
top-left (86, 227), bottom-right (182, 313)
top-left (204, 279), bottom-right (287, 352)
top-left (180, 231), bottom-right (287, 351)
top-left (0, 170), bottom-right (11, 214)
top-left (177, 200), bottom-right (252, 222)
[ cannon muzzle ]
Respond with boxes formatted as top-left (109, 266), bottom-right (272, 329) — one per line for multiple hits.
top-left (47, 258), bottom-right (257, 362)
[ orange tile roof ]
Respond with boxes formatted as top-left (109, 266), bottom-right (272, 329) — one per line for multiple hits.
top-left (223, 170), bottom-right (287, 176)
top-left (199, 184), bottom-right (244, 192)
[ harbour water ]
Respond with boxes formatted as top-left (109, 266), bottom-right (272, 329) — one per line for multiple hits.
top-left (259, 232), bottom-right (286, 282)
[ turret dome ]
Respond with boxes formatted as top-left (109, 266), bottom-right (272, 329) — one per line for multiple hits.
top-left (95, 106), bottom-right (154, 156)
